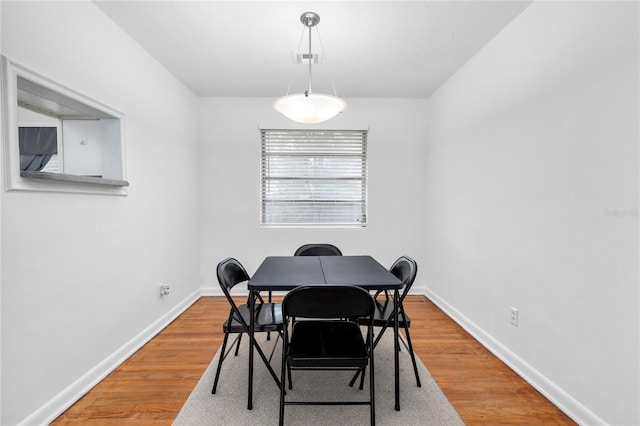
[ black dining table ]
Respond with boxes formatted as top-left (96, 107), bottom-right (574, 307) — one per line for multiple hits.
top-left (247, 255), bottom-right (404, 411)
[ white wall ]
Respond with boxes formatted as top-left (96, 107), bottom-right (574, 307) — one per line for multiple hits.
top-left (0, 2), bottom-right (200, 424)
top-left (198, 97), bottom-right (429, 291)
top-left (61, 120), bottom-right (103, 176)
top-left (424, 2), bottom-right (638, 425)
top-left (0, 3), bottom-right (3, 422)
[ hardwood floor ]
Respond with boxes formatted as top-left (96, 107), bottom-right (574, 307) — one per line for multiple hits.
top-left (52, 296), bottom-right (575, 425)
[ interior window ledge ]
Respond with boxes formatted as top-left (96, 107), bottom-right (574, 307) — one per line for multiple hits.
top-left (20, 171), bottom-right (129, 187)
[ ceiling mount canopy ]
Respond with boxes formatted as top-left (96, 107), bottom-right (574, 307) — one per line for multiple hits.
top-left (274, 11), bottom-right (346, 124)
top-left (300, 11), bottom-right (320, 27)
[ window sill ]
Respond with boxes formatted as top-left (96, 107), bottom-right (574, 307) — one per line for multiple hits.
top-left (260, 224), bottom-right (366, 229)
top-left (12, 171), bottom-right (129, 195)
top-left (21, 171), bottom-right (129, 187)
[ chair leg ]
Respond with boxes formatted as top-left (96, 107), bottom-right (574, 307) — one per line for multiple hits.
top-left (252, 338), bottom-right (284, 389)
top-left (369, 328), bottom-right (376, 426)
top-left (358, 365), bottom-right (366, 390)
top-left (267, 291), bottom-right (273, 341)
top-left (349, 329), bottom-right (374, 388)
top-left (268, 331), bottom-right (281, 363)
top-left (348, 369), bottom-right (360, 387)
top-left (351, 325), bottom-right (376, 388)
top-left (403, 324), bottom-right (422, 387)
top-left (279, 337), bottom-right (287, 425)
top-left (234, 333), bottom-right (243, 356)
top-left (212, 331), bottom-right (230, 394)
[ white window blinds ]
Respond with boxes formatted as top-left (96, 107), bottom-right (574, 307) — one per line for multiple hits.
top-left (260, 129), bottom-right (368, 227)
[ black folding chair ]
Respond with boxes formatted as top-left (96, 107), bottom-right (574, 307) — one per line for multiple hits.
top-left (294, 243), bottom-right (343, 256)
top-left (350, 255), bottom-right (422, 389)
top-left (279, 285), bottom-right (376, 426)
top-left (212, 258), bottom-right (283, 397)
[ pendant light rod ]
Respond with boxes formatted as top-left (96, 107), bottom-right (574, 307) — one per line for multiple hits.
top-left (307, 19), bottom-right (312, 95)
top-left (300, 12), bottom-right (320, 97)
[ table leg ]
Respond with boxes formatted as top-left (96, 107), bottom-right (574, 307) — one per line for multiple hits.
top-left (394, 288), bottom-right (400, 411)
top-left (248, 290), bottom-right (255, 410)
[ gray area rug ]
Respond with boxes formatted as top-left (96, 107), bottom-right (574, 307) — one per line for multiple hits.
top-left (174, 330), bottom-right (465, 426)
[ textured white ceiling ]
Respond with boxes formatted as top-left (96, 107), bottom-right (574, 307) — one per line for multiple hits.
top-left (94, 1), bottom-right (532, 98)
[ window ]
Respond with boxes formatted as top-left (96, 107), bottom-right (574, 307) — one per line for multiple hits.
top-left (1, 56), bottom-right (128, 195)
top-left (260, 129), bottom-right (368, 227)
top-left (18, 115), bottom-right (60, 173)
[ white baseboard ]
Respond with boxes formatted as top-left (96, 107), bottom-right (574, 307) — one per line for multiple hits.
top-left (201, 285), bottom-right (220, 296)
top-left (424, 288), bottom-right (606, 426)
top-left (18, 284), bottom-right (604, 426)
top-left (410, 282), bottom-right (428, 295)
top-left (18, 289), bottom-right (202, 426)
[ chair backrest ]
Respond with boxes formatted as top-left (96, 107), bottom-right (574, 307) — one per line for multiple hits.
top-left (217, 257), bottom-right (251, 299)
top-left (283, 285), bottom-right (374, 322)
top-left (216, 257), bottom-right (256, 331)
top-left (389, 255), bottom-right (418, 302)
top-left (294, 243), bottom-right (343, 256)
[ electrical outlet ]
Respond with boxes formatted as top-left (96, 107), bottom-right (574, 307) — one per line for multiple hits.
top-left (510, 307), bottom-right (519, 327)
top-left (160, 284), bottom-right (171, 296)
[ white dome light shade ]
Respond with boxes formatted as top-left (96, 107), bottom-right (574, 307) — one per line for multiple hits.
top-left (274, 93), bottom-right (347, 124)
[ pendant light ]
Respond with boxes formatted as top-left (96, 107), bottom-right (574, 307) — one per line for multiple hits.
top-left (274, 12), bottom-right (346, 124)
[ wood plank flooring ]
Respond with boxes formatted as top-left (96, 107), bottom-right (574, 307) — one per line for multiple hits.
top-left (52, 296), bottom-right (575, 425)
